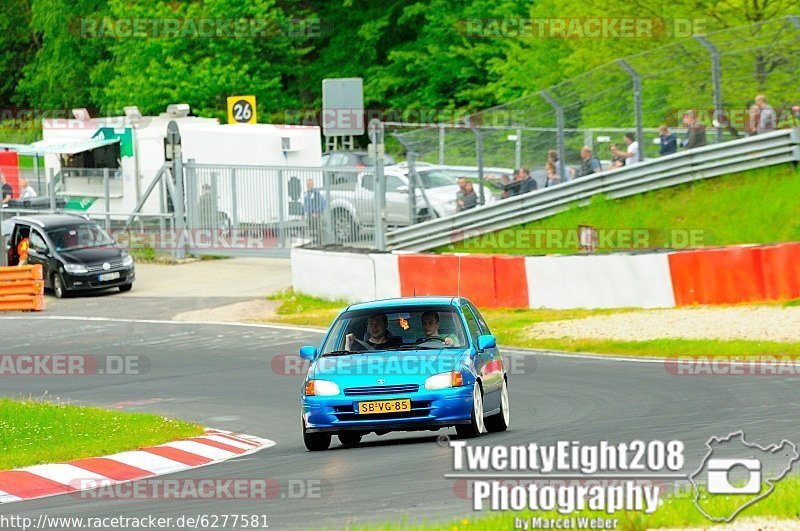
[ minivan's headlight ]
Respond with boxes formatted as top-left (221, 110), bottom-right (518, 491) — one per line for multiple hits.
top-left (424, 371), bottom-right (464, 390)
top-left (122, 254), bottom-right (134, 268)
top-left (63, 263), bottom-right (88, 274)
top-left (304, 379), bottom-right (340, 396)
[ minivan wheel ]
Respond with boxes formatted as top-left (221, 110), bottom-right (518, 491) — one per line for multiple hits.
top-left (53, 274), bottom-right (67, 299)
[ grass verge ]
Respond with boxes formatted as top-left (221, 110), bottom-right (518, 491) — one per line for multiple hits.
top-left (356, 475), bottom-right (800, 530)
top-left (437, 164), bottom-right (800, 255)
top-left (258, 290), bottom-right (800, 359)
top-left (0, 397), bottom-right (203, 470)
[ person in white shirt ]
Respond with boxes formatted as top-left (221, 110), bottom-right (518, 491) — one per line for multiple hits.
top-left (611, 133), bottom-right (640, 166)
top-left (19, 178), bottom-right (37, 199)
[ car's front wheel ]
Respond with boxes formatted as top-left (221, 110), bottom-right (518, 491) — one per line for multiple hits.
top-left (456, 381), bottom-right (485, 438)
top-left (485, 377), bottom-right (510, 433)
top-left (303, 429), bottom-right (331, 451)
top-left (52, 274), bottom-right (67, 299)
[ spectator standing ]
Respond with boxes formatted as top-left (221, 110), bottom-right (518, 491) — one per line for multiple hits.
top-left (657, 126), bottom-right (677, 155)
top-left (577, 146), bottom-right (600, 177)
top-left (303, 178), bottom-right (327, 244)
top-left (544, 161), bottom-right (561, 187)
top-left (546, 149), bottom-right (574, 181)
top-left (682, 111), bottom-right (707, 149)
top-left (755, 94), bottom-right (777, 133)
top-left (19, 178), bottom-right (37, 199)
top-left (1, 173), bottom-right (13, 205)
top-left (499, 174), bottom-right (512, 199)
top-left (458, 181), bottom-right (478, 210)
top-left (610, 133), bottom-right (640, 165)
top-left (517, 167), bottom-right (537, 194)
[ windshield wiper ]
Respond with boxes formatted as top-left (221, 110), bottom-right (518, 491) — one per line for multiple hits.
top-left (322, 350), bottom-right (361, 357)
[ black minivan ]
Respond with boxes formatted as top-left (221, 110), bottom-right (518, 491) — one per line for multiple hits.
top-left (4, 214), bottom-right (135, 298)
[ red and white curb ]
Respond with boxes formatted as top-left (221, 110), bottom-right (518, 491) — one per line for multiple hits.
top-left (0, 429), bottom-right (275, 504)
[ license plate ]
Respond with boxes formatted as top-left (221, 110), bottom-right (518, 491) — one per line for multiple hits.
top-left (357, 399), bottom-right (411, 415)
top-left (98, 272), bottom-right (120, 281)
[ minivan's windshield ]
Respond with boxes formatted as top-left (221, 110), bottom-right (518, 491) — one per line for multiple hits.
top-left (47, 223), bottom-right (115, 251)
top-left (320, 306), bottom-right (468, 355)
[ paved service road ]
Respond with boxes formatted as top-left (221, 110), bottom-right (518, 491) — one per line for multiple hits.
top-left (1, 317), bottom-right (799, 529)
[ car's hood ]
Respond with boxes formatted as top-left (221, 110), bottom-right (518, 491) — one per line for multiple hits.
top-left (311, 349), bottom-right (467, 387)
top-left (58, 246), bottom-right (123, 264)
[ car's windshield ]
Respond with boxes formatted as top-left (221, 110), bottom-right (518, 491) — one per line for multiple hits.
top-left (320, 306), bottom-right (468, 355)
top-left (47, 224), bottom-right (115, 251)
top-left (418, 170), bottom-right (456, 188)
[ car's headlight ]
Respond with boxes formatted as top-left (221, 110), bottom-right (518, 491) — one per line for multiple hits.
top-left (63, 263), bottom-right (88, 274)
top-left (122, 254), bottom-right (134, 268)
top-left (304, 379), bottom-right (340, 396)
top-left (424, 371), bottom-right (464, 390)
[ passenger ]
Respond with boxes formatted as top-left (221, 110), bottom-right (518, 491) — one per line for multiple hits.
top-left (345, 314), bottom-right (403, 351)
top-left (419, 311), bottom-right (459, 347)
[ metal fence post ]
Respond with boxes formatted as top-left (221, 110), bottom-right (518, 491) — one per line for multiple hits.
top-left (540, 90), bottom-right (567, 181)
top-left (515, 128), bottom-right (522, 169)
top-left (694, 35), bottom-right (724, 143)
top-left (584, 131), bottom-right (593, 151)
top-left (407, 150), bottom-right (418, 222)
top-left (474, 128), bottom-right (486, 205)
top-left (277, 170), bottom-right (286, 248)
top-left (210, 171), bottom-right (219, 250)
top-left (370, 119), bottom-right (386, 251)
top-left (49, 168), bottom-right (56, 212)
top-left (230, 168), bottom-right (239, 230)
top-left (616, 59), bottom-right (645, 162)
top-left (438, 123), bottom-right (446, 165)
top-left (173, 157), bottom-right (185, 260)
top-left (103, 168), bottom-right (111, 230)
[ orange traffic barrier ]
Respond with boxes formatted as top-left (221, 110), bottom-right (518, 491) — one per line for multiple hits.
top-left (760, 242), bottom-right (800, 301)
top-left (398, 254), bottom-right (497, 307)
top-left (669, 246), bottom-right (766, 305)
top-left (493, 256), bottom-right (529, 308)
top-left (0, 265), bottom-right (45, 311)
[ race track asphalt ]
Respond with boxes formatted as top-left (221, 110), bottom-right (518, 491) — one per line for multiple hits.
top-left (1, 314), bottom-right (798, 530)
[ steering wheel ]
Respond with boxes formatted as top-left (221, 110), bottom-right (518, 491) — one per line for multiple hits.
top-left (414, 336), bottom-right (445, 345)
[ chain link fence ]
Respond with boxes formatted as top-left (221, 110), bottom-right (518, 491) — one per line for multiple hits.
top-left (390, 16), bottom-right (800, 176)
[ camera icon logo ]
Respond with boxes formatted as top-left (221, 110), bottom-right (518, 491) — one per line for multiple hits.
top-left (706, 458), bottom-right (761, 494)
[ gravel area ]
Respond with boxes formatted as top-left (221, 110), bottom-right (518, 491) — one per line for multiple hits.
top-left (528, 306), bottom-right (800, 342)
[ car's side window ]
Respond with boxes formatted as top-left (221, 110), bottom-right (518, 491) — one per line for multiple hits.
top-left (386, 175), bottom-right (405, 192)
top-left (466, 301), bottom-right (492, 335)
top-left (29, 230), bottom-right (48, 253)
top-left (462, 306), bottom-right (482, 346)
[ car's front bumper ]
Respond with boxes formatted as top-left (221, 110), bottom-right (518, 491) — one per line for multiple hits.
top-left (302, 386), bottom-right (473, 433)
top-left (63, 267), bottom-right (135, 291)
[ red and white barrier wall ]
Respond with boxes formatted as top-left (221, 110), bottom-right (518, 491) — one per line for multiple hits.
top-left (291, 242), bottom-right (800, 309)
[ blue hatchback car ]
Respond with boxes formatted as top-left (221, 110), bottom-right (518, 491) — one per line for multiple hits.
top-left (299, 297), bottom-right (509, 451)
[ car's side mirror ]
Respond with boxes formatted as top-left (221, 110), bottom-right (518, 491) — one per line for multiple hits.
top-left (299, 346), bottom-right (318, 360)
top-left (477, 334), bottom-right (496, 351)
top-left (396, 185), bottom-right (409, 193)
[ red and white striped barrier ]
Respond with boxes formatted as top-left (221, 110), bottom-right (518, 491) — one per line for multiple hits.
top-left (0, 429), bottom-right (274, 503)
top-left (291, 242), bottom-right (800, 309)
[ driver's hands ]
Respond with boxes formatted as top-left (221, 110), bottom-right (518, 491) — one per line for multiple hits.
top-left (345, 333), bottom-right (355, 351)
top-left (444, 336), bottom-right (454, 346)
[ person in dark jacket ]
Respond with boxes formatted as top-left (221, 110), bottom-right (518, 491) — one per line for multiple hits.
top-left (458, 181), bottom-right (478, 210)
top-left (658, 125), bottom-right (677, 155)
top-left (577, 146), bottom-right (601, 177)
top-left (517, 167), bottom-right (537, 194)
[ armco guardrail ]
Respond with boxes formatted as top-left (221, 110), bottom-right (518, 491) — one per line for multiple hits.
top-left (0, 265), bottom-right (45, 311)
top-left (386, 128), bottom-right (800, 251)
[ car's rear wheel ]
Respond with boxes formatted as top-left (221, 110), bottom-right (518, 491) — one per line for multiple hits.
top-left (338, 432), bottom-right (363, 447)
top-left (456, 381), bottom-right (484, 438)
top-left (485, 378), bottom-right (510, 433)
top-left (303, 426), bottom-right (331, 451)
top-left (119, 283), bottom-right (133, 293)
top-left (52, 274), bottom-right (67, 299)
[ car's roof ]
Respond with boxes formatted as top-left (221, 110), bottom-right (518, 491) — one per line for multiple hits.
top-left (9, 214), bottom-right (94, 229)
top-left (345, 297), bottom-right (462, 312)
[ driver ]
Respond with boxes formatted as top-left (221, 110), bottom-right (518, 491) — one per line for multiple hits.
top-left (345, 314), bottom-right (402, 351)
top-left (419, 311), bottom-right (459, 347)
